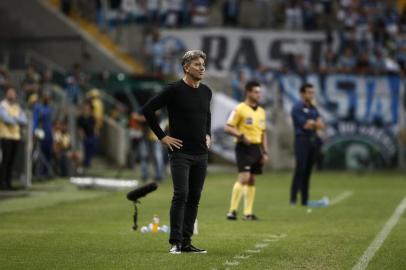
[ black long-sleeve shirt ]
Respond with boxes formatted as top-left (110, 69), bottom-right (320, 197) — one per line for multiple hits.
top-left (141, 79), bottom-right (212, 154)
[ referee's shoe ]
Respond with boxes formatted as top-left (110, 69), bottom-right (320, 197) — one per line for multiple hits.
top-left (226, 210), bottom-right (237, 220)
top-left (243, 214), bottom-right (259, 221)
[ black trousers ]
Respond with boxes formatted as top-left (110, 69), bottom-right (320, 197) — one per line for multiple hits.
top-left (0, 139), bottom-right (19, 190)
top-left (168, 152), bottom-right (208, 245)
top-left (290, 137), bottom-right (317, 206)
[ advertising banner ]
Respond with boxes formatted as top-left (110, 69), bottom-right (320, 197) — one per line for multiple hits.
top-left (279, 74), bottom-right (404, 169)
top-left (210, 92), bottom-right (238, 162)
top-left (160, 29), bottom-right (325, 76)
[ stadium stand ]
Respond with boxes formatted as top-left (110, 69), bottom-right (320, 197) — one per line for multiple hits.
top-left (0, 0), bottom-right (405, 189)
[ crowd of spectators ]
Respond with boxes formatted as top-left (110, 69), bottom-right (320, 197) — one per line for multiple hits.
top-left (3, 1), bottom-right (406, 189)
top-left (0, 63), bottom-right (170, 189)
top-left (138, 1), bottom-right (406, 76)
top-left (0, 64), bottom-right (95, 188)
top-left (61, 0), bottom-right (406, 76)
top-left (279, 0), bottom-right (406, 75)
top-left (314, 0), bottom-right (406, 75)
top-left (63, 0), bottom-right (404, 31)
top-left (61, 0), bottom-right (212, 29)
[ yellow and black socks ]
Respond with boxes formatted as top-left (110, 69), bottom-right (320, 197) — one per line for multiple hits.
top-left (229, 181), bottom-right (244, 212)
top-left (244, 185), bottom-right (256, 216)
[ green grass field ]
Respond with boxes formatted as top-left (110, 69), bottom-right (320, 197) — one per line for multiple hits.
top-left (0, 170), bottom-right (405, 270)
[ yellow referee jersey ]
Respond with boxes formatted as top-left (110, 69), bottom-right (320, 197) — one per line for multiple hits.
top-left (227, 102), bottom-right (266, 144)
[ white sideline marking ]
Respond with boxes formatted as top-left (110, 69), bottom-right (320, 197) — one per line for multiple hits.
top-left (224, 261), bottom-right (240, 266)
top-left (246, 249), bottom-right (262, 253)
top-left (255, 243), bottom-right (269, 249)
top-left (234, 255), bottom-right (251, 260)
top-left (352, 196), bottom-right (406, 270)
top-left (213, 234), bottom-right (287, 269)
top-left (263, 239), bottom-right (278, 242)
top-left (330, 191), bottom-right (353, 205)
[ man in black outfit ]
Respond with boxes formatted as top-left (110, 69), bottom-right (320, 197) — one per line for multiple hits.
top-left (142, 50), bottom-right (211, 254)
top-left (290, 83), bottom-right (325, 206)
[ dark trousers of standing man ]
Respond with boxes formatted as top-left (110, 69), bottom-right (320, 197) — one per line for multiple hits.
top-left (40, 137), bottom-right (53, 177)
top-left (290, 137), bottom-right (317, 206)
top-left (0, 139), bottom-right (18, 190)
top-left (83, 135), bottom-right (98, 168)
top-left (169, 152), bottom-right (207, 246)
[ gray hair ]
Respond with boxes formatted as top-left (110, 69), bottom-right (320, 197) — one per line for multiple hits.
top-left (181, 50), bottom-right (206, 70)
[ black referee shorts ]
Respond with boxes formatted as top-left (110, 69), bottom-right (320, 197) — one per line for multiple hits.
top-left (235, 143), bottom-right (263, 174)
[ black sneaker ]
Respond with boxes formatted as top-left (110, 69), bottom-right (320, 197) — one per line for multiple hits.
top-left (169, 243), bottom-right (182, 254)
top-left (243, 214), bottom-right (259, 221)
top-left (181, 244), bottom-right (207, 254)
top-left (226, 210), bottom-right (237, 220)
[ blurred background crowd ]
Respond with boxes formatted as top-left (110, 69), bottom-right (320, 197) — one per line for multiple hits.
top-left (0, 0), bottom-right (406, 190)
top-left (59, 0), bottom-right (406, 75)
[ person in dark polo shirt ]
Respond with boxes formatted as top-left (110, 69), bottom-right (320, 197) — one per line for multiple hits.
top-left (290, 83), bottom-right (325, 207)
top-left (142, 50), bottom-right (211, 254)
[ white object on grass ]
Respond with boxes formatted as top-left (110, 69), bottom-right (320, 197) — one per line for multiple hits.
top-left (70, 177), bottom-right (138, 190)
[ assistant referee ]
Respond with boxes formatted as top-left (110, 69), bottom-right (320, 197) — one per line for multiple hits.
top-left (142, 50), bottom-right (212, 254)
top-left (225, 81), bottom-right (268, 221)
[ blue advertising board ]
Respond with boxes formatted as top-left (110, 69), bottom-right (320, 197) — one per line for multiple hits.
top-left (279, 74), bottom-right (404, 169)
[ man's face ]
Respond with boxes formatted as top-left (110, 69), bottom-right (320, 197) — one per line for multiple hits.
top-left (185, 57), bottom-right (205, 81)
top-left (247, 86), bottom-right (262, 103)
top-left (6, 88), bottom-right (16, 103)
top-left (301, 87), bottom-right (315, 104)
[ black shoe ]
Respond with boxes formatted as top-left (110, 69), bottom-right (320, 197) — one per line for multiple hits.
top-left (243, 214), bottom-right (259, 221)
top-left (169, 243), bottom-right (182, 254)
top-left (226, 210), bottom-right (237, 220)
top-left (181, 244), bottom-right (207, 254)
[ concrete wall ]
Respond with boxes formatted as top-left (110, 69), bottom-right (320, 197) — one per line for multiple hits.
top-left (0, 0), bottom-right (127, 72)
top-left (100, 117), bottom-right (128, 167)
